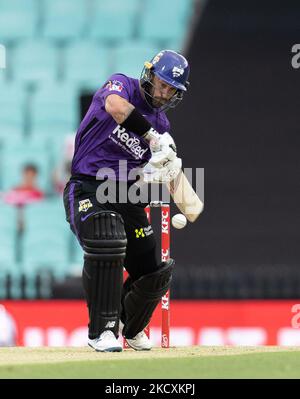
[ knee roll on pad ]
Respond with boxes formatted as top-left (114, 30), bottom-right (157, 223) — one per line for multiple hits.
top-left (122, 259), bottom-right (174, 339)
top-left (81, 211), bottom-right (127, 339)
top-left (82, 211), bottom-right (127, 260)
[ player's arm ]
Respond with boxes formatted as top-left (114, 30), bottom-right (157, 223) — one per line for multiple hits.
top-left (105, 94), bottom-right (179, 170)
top-left (105, 94), bottom-right (162, 143)
top-left (105, 94), bottom-right (134, 125)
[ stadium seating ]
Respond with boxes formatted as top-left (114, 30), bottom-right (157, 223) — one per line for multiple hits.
top-left (22, 200), bottom-right (71, 280)
top-left (0, 83), bottom-right (26, 141)
top-left (22, 237), bottom-right (70, 276)
top-left (0, 139), bottom-right (50, 192)
top-left (7, 267), bottom-right (23, 299)
top-left (0, 202), bottom-right (18, 228)
top-left (0, 73), bottom-right (5, 87)
top-left (0, 268), bottom-right (8, 299)
top-left (139, 0), bottom-right (193, 43)
top-left (42, 0), bottom-right (88, 41)
top-left (89, 0), bottom-right (140, 41)
top-left (64, 41), bottom-right (110, 91)
top-left (0, 0), bottom-right (38, 42)
top-left (0, 236), bottom-right (16, 266)
top-left (165, 40), bottom-right (187, 54)
top-left (23, 199), bottom-right (66, 228)
top-left (0, 44), bottom-right (6, 73)
top-left (113, 41), bottom-right (162, 78)
top-left (0, 204), bottom-right (20, 298)
top-left (50, 132), bottom-right (76, 175)
top-left (71, 235), bottom-right (83, 264)
top-left (13, 40), bottom-right (58, 84)
top-left (0, 265), bottom-right (23, 299)
top-left (0, 204), bottom-right (17, 264)
top-left (30, 83), bottom-right (79, 134)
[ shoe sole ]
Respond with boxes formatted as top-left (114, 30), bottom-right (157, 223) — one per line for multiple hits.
top-left (125, 340), bottom-right (152, 351)
top-left (88, 343), bottom-right (123, 352)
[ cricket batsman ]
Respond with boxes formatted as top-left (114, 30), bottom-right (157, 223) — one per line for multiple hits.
top-left (63, 50), bottom-right (190, 352)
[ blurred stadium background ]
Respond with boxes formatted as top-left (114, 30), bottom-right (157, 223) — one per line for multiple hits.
top-left (1, 0), bottom-right (300, 348)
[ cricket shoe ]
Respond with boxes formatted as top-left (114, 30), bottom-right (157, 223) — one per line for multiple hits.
top-left (126, 331), bottom-right (153, 351)
top-left (88, 330), bottom-right (122, 352)
top-left (119, 320), bottom-right (152, 351)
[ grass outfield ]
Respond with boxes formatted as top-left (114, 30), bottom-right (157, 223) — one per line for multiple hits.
top-left (1, 346), bottom-right (300, 378)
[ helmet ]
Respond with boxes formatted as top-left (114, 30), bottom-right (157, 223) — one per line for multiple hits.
top-left (140, 50), bottom-right (190, 112)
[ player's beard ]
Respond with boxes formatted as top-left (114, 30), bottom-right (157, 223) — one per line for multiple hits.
top-left (152, 97), bottom-right (168, 108)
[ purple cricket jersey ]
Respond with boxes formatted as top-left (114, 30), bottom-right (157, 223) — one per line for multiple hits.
top-left (71, 73), bottom-right (171, 181)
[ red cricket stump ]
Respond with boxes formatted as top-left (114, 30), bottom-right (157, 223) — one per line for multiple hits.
top-left (160, 203), bottom-right (171, 348)
top-left (122, 269), bottom-right (130, 349)
top-left (143, 205), bottom-right (151, 340)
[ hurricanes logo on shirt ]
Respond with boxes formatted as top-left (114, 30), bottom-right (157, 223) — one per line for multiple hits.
top-left (78, 199), bottom-right (93, 212)
top-left (106, 80), bottom-right (124, 92)
top-left (109, 125), bottom-right (149, 160)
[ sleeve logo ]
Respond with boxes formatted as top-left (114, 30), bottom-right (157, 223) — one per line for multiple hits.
top-left (106, 80), bottom-right (124, 92)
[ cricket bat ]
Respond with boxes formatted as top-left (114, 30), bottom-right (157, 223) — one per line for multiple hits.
top-left (167, 170), bottom-right (204, 223)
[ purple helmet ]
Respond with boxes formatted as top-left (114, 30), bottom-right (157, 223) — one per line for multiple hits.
top-left (140, 50), bottom-right (190, 112)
